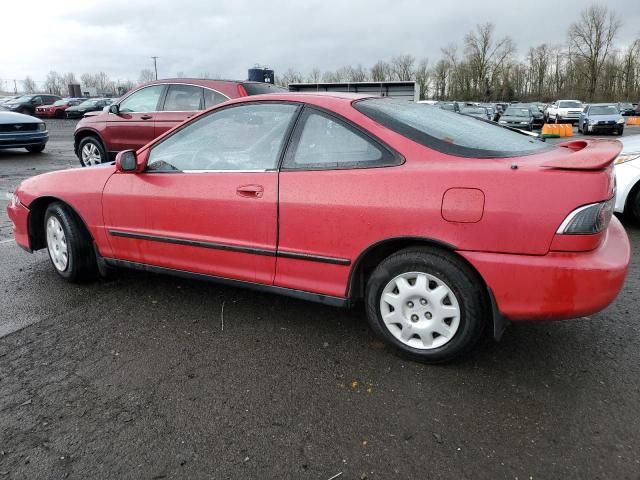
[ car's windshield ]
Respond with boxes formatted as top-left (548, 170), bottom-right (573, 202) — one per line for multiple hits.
top-left (504, 108), bottom-right (531, 117)
top-left (558, 101), bottom-right (582, 108)
top-left (354, 98), bottom-right (551, 158)
top-left (438, 103), bottom-right (456, 111)
top-left (12, 96), bottom-right (32, 103)
top-left (53, 100), bottom-right (67, 106)
top-left (619, 103), bottom-right (632, 109)
top-left (590, 105), bottom-right (619, 115)
top-left (79, 100), bottom-right (98, 107)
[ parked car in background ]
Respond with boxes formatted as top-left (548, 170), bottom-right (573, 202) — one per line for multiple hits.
top-left (545, 100), bottom-right (583, 124)
top-left (65, 98), bottom-right (114, 119)
top-left (460, 105), bottom-right (491, 120)
top-left (0, 95), bottom-right (20, 105)
top-left (436, 101), bottom-right (460, 113)
top-left (518, 103), bottom-right (545, 128)
top-left (0, 111), bottom-right (48, 153)
top-left (578, 104), bottom-right (625, 135)
top-left (617, 102), bottom-right (635, 116)
top-left (614, 134), bottom-right (640, 223)
top-left (3, 94), bottom-right (62, 116)
top-left (35, 98), bottom-right (87, 118)
top-left (73, 78), bottom-right (287, 166)
top-left (7, 93), bottom-right (629, 363)
top-left (498, 106), bottom-right (535, 130)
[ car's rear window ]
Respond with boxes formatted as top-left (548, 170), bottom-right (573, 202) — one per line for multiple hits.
top-left (354, 98), bottom-right (552, 158)
top-left (558, 101), bottom-right (582, 108)
top-left (242, 83), bottom-right (287, 95)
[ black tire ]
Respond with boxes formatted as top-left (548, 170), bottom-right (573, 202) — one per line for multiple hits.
top-left (617, 128), bottom-right (624, 136)
top-left (365, 247), bottom-right (487, 363)
top-left (627, 186), bottom-right (640, 224)
top-left (44, 202), bottom-right (98, 282)
top-left (19, 107), bottom-right (31, 115)
top-left (555, 115), bottom-right (560, 124)
top-left (55, 109), bottom-right (65, 119)
top-left (26, 145), bottom-right (45, 153)
top-left (77, 136), bottom-right (106, 167)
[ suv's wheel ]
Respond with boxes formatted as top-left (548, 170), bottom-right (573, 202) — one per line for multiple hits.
top-left (78, 136), bottom-right (106, 166)
top-left (365, 247), bottom-right (487, 363)
top-left (44, 202), bottom-right (98, 282)
top-left (555, 115), bottom-right (560, 124)
top-left (628, 186), bottom-right (640, 224)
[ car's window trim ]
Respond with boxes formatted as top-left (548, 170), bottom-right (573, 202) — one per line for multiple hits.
top-left (143, 100), bottom-right (304, 174)
top-left (280, 105), bottom-right (404, 172)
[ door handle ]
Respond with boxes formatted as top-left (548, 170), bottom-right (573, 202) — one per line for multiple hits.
top-left (140, 115), bottom-right (152, 120)
top-left (236, 184), bottom-right (264, 198)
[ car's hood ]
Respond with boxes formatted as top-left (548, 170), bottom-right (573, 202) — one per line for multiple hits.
top-left (619, 134), bottom-right (640, 154)
top-left (588, 114), bottom-right (622, 122)
top-left (66, 106), bottom-right (86, 111)
top-left (83, 111), bottom-right (101, 118)
top-left (0, 111), bottom-right (42, 123)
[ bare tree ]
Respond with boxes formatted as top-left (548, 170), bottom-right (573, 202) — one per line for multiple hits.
top-left (620, 39), bottom-right (640, 99)
top-left (414, 58), bottom-right (430, 99)
top-left (22, 76), bottom-right (37, 93)
top-left (138, 69), bottom-right (156, 84)
top-left (568, 5), bottom-right (621, 101)
top-left (390, 55), bottom-right (415, 81)
top-left (463, 23), bottom-right (515, 100)
top-left (370, 61), bottom-right (391, 81)
top-left (45, 71), bottom-right (64, 95)
top-left (307, 68), bottom-right (322, 82)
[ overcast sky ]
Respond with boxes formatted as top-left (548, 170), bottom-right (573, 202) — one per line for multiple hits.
top-left (1, 0), bottom-right (639, 86)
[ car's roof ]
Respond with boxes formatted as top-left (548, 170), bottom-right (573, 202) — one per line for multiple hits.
top-left (230, 91), bottom-right (377, 103)
top-left (589, 103), bottom-right (617, 107)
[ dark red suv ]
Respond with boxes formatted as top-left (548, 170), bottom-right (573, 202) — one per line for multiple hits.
top-left (73, 79), bottom-right (285, 166)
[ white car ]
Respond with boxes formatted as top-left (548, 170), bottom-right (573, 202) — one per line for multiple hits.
top-left (545, 100), bottom-right (584, 124)
top-left (614, 134), bottom-right (640, 222)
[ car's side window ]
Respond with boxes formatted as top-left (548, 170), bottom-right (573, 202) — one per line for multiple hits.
top-left (146, 103), bottom-right (299, 172)
top-left (119, 85), bottom-right (164, 113)
top-left (163, 85), bottom-right (203, 111)
top-left (203, 89), bottom-right (229, 109)
top-left (282, 108), bottom-right (397, 170)
top-left (32, 96), bottom-right (42, 105)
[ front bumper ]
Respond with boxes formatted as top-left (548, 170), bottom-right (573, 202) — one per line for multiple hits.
top-left (0, 131), bottom-right (48, 149)
top-left (588, 123), bottom-right (623, 133)
top-left (461, 217), bottom-right (630, 321)
top-left (6, 200), bottom-right (31, 252)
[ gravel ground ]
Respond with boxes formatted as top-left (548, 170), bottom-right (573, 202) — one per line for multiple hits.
top-left (0, 120), bottom-right (639, 479)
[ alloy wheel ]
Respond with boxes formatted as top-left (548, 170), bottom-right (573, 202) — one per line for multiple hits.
top-left (81, 143), bottom-right (102, 165)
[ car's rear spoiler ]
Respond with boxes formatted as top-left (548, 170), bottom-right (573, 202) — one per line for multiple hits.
top-left (542, 140), bottom-right (622, 170)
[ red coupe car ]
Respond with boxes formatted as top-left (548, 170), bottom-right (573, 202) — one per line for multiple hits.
top-left (35, 98), bottom-right (86, 118)
top-left (7, 93), bottom-right (630, 362)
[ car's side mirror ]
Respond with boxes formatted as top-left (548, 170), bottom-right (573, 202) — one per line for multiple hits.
top-left (109, 104), bottom-right (120, 115)
top-left (115, 149), bottom-right (146, 173)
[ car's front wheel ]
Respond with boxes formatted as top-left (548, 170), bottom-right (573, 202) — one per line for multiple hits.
top-left (78, 136), bottom-right (106, 166)
top-left (44, 202), bottom-right (97, 282)
top-left (365, 247), bottom-right (487, 363)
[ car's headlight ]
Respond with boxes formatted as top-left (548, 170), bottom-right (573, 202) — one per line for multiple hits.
top-left (614, 153), bottom-right (640, 165)
top-left (589, 120), bottom-right (598, 125)
top-left (617, 118), bottom-right (625, 124)
top-left (557, 198), bottom-right (614, 235)
top-left (37, 123), bottom-right (46, 131)
top-left (520, 121), bottom-right (529, 124)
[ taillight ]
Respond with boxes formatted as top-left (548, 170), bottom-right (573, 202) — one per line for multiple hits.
top-left (556, 198), bottom-right (615, 235)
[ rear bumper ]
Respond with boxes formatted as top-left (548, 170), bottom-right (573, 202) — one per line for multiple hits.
top-left (460, 217), bottom-right (630, 321)
top-left (6, 200), bottom-right (31, 252)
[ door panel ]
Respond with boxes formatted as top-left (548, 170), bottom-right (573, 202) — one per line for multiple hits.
top-left (102, 172), bottom-right (278, 284)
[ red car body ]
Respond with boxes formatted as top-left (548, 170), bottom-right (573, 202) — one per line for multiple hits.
top-left (35, 98), bottom-right (85, 118)
top-left (73, 79), bottom-right (285, 163)
top-left (8, 93), bottom-right (630, 358)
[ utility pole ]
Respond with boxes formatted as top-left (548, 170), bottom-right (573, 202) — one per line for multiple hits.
top-left (13, 79), bottom-right (17, 94)
top-left (151, 56), bottom-right (159, 80)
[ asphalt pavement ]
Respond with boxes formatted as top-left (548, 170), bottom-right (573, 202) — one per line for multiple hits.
top-left (0, 120), bottom-right (639, 479)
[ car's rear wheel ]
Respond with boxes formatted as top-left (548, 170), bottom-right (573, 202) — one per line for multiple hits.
top-left (55, 110), bottom-right (65, 118)
top-left (628, 186), bottom-right (640, 224)
top-left (44, 202), bottom-right (97, 282)
top-left (365, 247), bottom-right (486, 363)
top-left (26, 145), bottom-right (45, 153)
top-left (78, 136), bottom-right (106, 166)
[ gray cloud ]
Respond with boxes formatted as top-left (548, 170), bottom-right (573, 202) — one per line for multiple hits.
top-left (2, 0), bottom-right (639, 84)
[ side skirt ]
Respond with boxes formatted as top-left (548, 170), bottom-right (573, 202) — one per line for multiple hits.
top-left (103, 257), bottom-right (350, 308)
